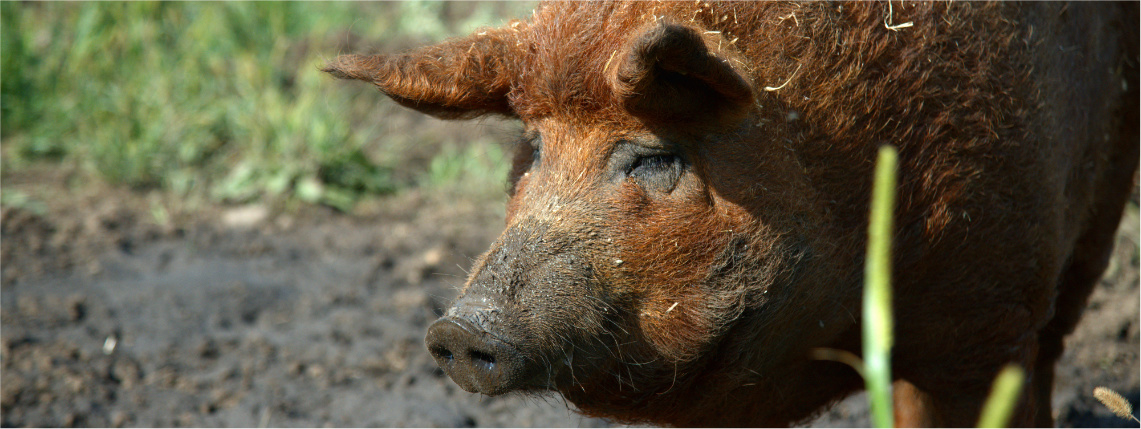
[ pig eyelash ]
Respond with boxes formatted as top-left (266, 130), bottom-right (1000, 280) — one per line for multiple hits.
top-left (627, 153), bottom-right (685, 193)
top-left (627, 154), bottom-right (681, 178)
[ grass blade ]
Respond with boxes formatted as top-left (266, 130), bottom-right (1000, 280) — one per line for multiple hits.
top-left (976, 365), bottom-right (1025, 428)
top-left (864, 145), bottom-right (897, 428)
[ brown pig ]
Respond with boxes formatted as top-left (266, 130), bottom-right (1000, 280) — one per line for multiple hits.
top-left (323, 2), bottom-right (1139, 427)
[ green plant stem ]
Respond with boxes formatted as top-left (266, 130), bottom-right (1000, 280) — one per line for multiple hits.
top-left (864, 145), bottom-right (897, 428)
top-left (976, 365), bottom-right (1025, 428)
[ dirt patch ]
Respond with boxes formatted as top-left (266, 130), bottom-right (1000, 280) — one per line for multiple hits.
top-left (1, 171), bottom-right (608, 427)
top-left (1, 171), bottom-right (1138, 427)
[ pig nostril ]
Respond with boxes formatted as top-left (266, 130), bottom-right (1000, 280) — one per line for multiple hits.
top-left (426, 316), bottom-right (531, 395)
top-left (469, 350), bottom-right (496, 370)
top-left (431, 345), bottom-right (455, 362)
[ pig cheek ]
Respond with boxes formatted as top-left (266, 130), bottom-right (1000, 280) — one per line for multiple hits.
top-left (629, 239), bottom-right (725, 362)
top-left (637, 298), bottom-right (716, 362)
top-left (610, 184), bottom-right (726, 362)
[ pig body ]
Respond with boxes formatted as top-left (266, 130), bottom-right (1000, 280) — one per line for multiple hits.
top-left (325, 2), bottom-right (1139, 426)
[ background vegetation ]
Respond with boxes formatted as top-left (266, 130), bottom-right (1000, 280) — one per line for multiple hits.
top-left (2, 1), bottom-right (535, 211)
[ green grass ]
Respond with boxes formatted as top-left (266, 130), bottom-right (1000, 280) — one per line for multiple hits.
top-left (864, 145), bottom-right (897, 428)
top-left (1, 1), bottom-right (533, 211)
top-left (977, 365), bottom-right (1026, 428)
top-left (424, 139), bottom-right (514, 199)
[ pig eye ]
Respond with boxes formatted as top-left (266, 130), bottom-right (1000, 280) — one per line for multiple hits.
top-left (531, 143), bottom-right (542, 167)
top-left (527, 133), bottom-right (542, 167)
top-left (507, 133), bottom-right (542, 196)
top-left (627, 153), bottom-right (683, 193)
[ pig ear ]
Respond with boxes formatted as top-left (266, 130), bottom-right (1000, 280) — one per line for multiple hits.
top-left (611, 22), bottom-right (754, 124)
top-left (322, 27), bottom-right (518, 119)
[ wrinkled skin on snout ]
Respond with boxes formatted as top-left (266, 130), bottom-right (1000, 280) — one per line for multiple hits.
top-left (324, 1), bottom-right (1138, 427)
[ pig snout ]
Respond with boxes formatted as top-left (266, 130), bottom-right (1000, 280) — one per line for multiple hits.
top-left (425, 320), bottom-right (525, 395)
top-left (425, 297), bottom-right (537, 396)
top-left (425, 219), bottom-right (604, 396)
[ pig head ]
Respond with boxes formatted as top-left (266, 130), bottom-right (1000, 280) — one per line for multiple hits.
top-left (325, 10), bottom-right (851, 427)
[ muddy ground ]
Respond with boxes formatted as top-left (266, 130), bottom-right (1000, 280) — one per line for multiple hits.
top-left (1, 140), bottom-right (1139, 427)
